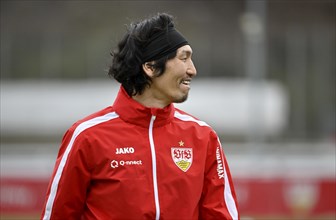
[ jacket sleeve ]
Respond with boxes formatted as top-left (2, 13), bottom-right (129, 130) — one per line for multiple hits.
top-left (199, 130), bottom-right (239, 220)
top-left (41, 127), bottom-right (92, 220)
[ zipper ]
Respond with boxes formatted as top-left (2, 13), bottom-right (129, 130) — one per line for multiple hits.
top-left (149, 115), bottom-right (160, 220)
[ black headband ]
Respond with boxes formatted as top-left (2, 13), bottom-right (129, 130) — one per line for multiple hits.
top-left (142, 25), bottom-right (189, 63)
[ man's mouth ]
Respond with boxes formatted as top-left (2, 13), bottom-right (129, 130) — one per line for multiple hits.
top-left (181, 79), bottom-right (191, 86)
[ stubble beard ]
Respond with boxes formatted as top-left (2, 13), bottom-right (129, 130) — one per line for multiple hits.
top-left (173, 93), bottom-right (189, 104)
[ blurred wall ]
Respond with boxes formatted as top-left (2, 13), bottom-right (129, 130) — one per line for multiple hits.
top-left (1, 0), bottom-right (335, 141)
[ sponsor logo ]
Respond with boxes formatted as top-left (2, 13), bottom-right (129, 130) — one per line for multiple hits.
top-left (216, 146), bottom-right (225, 179)
top-left (115, 147), bottom-right (135, 155)
top-left (110, 159), bottom-right (142, 169)
top-left (111, 160), bottom-right (118, 168)
top-left (171, 146), bottom-right (193, 172)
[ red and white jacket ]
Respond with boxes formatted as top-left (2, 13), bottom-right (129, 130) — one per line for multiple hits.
top-left (41, 86), bottom-right (239, 220)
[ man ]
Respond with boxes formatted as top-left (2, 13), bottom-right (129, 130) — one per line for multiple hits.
top-left (41, 13), bottom-right (239, 220)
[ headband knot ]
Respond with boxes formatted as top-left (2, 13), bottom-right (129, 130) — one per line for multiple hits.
top-left (141, 25), bottom-right (188, 63)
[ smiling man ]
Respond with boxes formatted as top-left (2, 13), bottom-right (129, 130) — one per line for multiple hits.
top-left (41, 13), bottom-right (239, 220)
top-left (134, 45), bottom-right (196, 108)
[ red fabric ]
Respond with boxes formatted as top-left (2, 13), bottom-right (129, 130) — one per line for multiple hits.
top-left (40, 86), bottom-right (239, 220)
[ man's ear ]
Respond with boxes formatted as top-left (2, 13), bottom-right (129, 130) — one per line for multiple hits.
top-left (142, 62), bottom-right (155, 78)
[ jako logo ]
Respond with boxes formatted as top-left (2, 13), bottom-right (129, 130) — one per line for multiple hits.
top-left (116, 147), bottom-right (135, 155)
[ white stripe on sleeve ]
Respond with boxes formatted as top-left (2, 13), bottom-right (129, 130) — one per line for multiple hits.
top-left (174, 111), bottom-right (209, 127)
top-left (218, 138), bottom-right (238, 219)
top-left (42, 112), bottom-right (119, 220)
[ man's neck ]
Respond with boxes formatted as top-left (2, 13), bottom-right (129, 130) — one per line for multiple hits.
top-left (132, 91), bottom-right (169, 109)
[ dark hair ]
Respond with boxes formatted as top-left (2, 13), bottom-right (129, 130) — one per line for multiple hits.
top-left (108, 13), bottom-right (177, 97)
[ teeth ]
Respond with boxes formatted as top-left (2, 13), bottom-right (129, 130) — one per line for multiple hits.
top-left (182, 80), bottom-right (191, 85)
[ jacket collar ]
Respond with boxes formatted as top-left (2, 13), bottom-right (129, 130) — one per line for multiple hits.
top-left (113, 86), bottom-right (175, 128)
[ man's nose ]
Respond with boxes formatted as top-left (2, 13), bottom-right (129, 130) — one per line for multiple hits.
top-left (187, 60), bottom-right (197, 77)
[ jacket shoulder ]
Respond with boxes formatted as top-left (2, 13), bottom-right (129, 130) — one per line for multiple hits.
top-left (66, 106), bottom-right (117, 135)
top-left (174, 108), bottom-right (211, 128)
top-left (174, 108), bottom-right (219, 140)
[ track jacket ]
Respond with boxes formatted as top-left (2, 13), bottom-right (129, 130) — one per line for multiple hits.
top-left (41, 86), bottom-right (239, 220)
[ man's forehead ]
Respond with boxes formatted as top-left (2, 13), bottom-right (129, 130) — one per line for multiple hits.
top-left (177, 45), bottom-right (193, 55)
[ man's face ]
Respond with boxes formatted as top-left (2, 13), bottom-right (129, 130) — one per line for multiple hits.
top-left (150, 45), bottom-right (197, 105)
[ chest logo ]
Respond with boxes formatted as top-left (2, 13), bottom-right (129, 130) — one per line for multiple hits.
top-left (116, 147), bottom-right (135, 155)
top-left (171, 147), bottom-right (193, 172)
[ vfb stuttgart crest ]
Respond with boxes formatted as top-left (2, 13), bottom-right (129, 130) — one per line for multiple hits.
top-left (171, 148), bottom-right (193, 172)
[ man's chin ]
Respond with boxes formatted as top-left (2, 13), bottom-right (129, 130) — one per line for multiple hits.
top-left (173, 94), bottom-right (189, 104)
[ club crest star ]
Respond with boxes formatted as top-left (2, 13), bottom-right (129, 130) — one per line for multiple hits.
top-left (179, 140), bottom-right (184, 147)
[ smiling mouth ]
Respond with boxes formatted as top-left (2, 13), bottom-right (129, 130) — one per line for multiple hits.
top-left (181, 79), bottom-right (191, 86)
